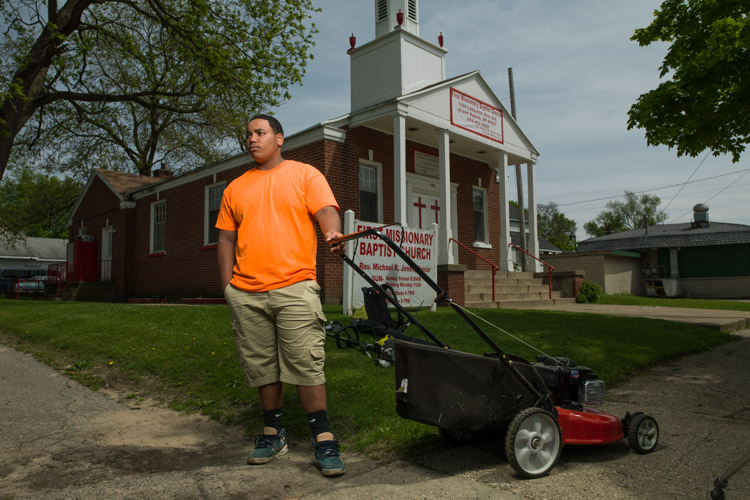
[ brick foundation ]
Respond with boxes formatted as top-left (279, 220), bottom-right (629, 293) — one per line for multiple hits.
top-left (437, 264), bottom-right (467, 306)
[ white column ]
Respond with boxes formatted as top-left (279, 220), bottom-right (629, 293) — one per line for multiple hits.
top-left (437, 129), bottom-right (454, 265)
top-left (393, 113), bottom-right (407, 225)
top-left (669, 248), bottom-right (680, 278)
top-left (342, 210), bottom-right (356, 316)
top-left (526, 161), bottom-right (540, 272)
top-left (498, 151), bottom-right (513, 271)
top-left (669, 247), bottom-right (682, 296)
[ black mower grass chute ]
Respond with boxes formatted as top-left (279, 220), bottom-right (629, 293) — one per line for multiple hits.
top-left (331, 225), bottom-right (659, 479)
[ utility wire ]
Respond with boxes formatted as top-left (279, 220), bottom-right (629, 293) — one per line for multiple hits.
top-left (662, 152), bottom-right (709, 212)
top-left (703, 169), bottom-right (750, 204)
top-left (670, 169), bottom-right (750, 222)
top-left (564, 181), bottom-right (750, 216)
top-left (556, 168), bottom-right (750, 207)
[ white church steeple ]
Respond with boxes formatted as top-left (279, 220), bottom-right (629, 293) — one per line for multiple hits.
top-left (375, 0), bottom-right (419, 38)
top-left (350, 0), bottom-right (446, 113)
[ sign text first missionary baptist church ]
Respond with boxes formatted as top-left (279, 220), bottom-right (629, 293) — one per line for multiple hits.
top-left (340, 88), bottom-right (505, 313)
top-left (343, 218), bottom-right (438, 312)
top-left (355, 226), bottom-right (435, 260)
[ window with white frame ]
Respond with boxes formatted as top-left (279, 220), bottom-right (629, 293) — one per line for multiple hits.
top-left (151, 200), bottom-right (166, 253)
top-left (473, 186), bottom-right (488, 244)
top-left (205, 182), bottom-right (226, 245)
top-left (359, 161), bottom-right (382, 223)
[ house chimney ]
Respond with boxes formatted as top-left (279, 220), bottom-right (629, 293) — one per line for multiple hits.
top-left (153, 168), bottom-right (173, 179)
top-left (692, 203), bottom-right (709, 228)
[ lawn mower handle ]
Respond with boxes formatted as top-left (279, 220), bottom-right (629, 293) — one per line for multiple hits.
top-left (332, 226), bottom-right (557, 414)
top-left (329, 226), bottom-right (511, 358)
top-left (330, 226), bottom-right (444, 301)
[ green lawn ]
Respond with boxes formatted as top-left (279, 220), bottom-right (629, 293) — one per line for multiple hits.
top-left (0, 298), bottom-right (736, 456)
top-left (597, 294), bottom-right (750, 311)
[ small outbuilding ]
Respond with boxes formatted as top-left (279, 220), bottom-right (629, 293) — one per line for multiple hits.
top-left (0, 236), bottom-right (66, 293)
top-left (570, 205), bottom-right (750, 299)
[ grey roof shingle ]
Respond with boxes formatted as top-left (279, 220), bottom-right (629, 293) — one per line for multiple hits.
top-left (1, 237), bottom-right (67, 261)
top-left (577, 222), bottom-right (750, 252)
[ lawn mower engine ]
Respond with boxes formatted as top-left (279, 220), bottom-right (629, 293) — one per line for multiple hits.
top-left (532, 356), bottom-right (605, 409)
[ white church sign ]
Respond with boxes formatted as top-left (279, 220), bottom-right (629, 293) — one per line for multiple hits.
top-left (343, 218), bottom-right (438, 313)
top-left (413, 149), bottom-right (439, 179)
top-left (450, 88), bottom-right (504, 143)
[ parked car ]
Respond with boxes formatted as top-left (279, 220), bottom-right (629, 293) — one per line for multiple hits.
top-left (0, 268), bottom-right (47, 293)
top-left (5, 275), bottom-right (47, 298)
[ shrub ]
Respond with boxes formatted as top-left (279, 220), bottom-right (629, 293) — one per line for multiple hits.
top-left (576, 281), bottom-right (603, 303)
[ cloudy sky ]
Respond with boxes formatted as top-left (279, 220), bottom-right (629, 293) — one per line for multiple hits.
top-left (271, 0), bottom-right (749, 241)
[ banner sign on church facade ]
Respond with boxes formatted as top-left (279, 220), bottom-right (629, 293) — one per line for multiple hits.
top-left (450, 88), bottom-right (504, 144)
top-left (345, 221), bottom-right (438, 311)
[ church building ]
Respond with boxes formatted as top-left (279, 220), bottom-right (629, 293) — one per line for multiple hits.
top-left (67, 0), bottom-right (542, 305)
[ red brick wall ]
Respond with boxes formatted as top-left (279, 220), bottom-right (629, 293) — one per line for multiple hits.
top-left (74, 125), bottom-right (503, 304)
top-left (445, 152), bottom-right (501, 271)
top-left (437, 265), bottom-right (466, 307)
top-left (126, 187), bottom-right (214, 298)
top-left (69, 177), bottom-right (126, 296)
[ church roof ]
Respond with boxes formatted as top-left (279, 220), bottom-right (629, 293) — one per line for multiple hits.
top-left (95, 169), bottom-right (163, 198)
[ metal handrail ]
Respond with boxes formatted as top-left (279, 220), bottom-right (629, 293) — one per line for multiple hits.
top-left (46, 260), bottom-right (113, 298)
top-left (12, 278), bottom-right (44, 299)
top-left (449, 238), bottom-right (499, 302)
top-left (509, 243), bottom-right (555, 299)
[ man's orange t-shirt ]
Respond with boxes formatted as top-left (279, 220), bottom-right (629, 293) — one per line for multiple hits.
top-left (215, 160), bottom-right (339, 292)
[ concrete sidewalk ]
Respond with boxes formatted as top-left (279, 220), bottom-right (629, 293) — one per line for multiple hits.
top-left (2, 306), bottom-right (749, 499)
top-left (532, 302), bottom-right (750, 332)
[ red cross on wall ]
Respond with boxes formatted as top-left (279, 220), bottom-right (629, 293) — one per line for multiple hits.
top-left (413, 197), bottom-right (426, 228)
top-left (430, 200), bottom-right (440, 224)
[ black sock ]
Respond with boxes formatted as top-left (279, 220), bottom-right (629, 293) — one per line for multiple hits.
top-left (262, 408), bottom-right (283, 433)
top-left (307, 409), bottom-right (331, 439)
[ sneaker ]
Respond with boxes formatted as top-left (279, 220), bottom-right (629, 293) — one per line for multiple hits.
top-left (247, 428), bottom-right (288, 464)
top-left (312, 436), bottom-right (346, 477)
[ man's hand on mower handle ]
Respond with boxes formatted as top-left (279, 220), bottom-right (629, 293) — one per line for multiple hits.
top-left (325, 232), bottom-right (346, 255)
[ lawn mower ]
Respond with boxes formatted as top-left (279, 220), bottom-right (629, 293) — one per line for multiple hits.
top-left (331, 225), bottom-right (659, 478)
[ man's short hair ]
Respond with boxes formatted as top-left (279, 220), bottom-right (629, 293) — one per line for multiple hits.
top-left (249, 114), bottom-right (284, 136)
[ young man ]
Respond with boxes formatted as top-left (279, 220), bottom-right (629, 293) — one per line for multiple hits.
top-left (216, 114), bottom-right (346, 477)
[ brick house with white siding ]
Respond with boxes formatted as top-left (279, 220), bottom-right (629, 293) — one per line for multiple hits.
top-left (67, 0), bottom-right (542, 304)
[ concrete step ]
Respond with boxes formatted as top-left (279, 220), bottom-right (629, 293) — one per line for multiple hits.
top-left (465, 283), bottom-right (551, 294)
top-left (463, 267), bottom-right (567, 308)
top-left (464, 270), bottom-right (535, 281)
top-left (465, 290), bottom-right (562, 302)
top-left (464, 297), bottom-right (577, 309)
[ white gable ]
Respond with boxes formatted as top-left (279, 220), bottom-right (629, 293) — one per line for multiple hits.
top-left (399, 72), bottom-right (538, 161)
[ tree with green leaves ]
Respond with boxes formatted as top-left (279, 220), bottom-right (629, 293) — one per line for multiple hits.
top-left (628, 0), bottom-right (750, 162)
top-left (537, 202), bottom-right (576, 251)
top-left (584, 191), bottom-right (668, 237)
top-left (1, 0), bottom-right (318, 179)
top-left (0, 165), bottom-right (82, 241)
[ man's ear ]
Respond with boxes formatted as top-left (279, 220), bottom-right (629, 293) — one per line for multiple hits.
top-left (277, 134), bottom-right (284, 147)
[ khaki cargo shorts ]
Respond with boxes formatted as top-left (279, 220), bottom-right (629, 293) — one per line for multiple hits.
top-left (224, 280), bottom-right (327, 387)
